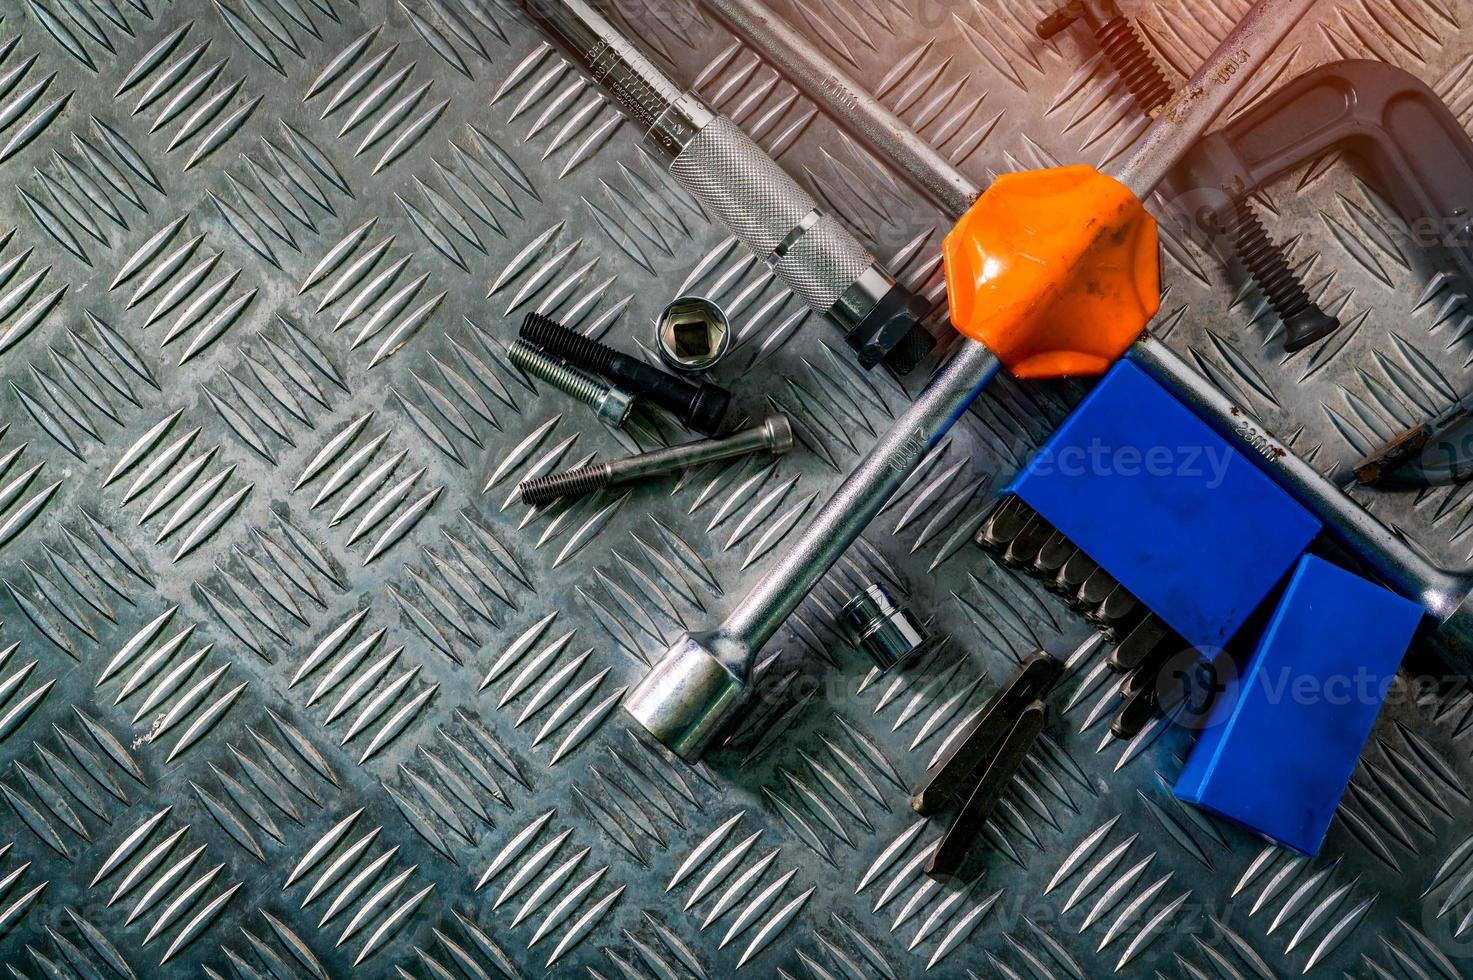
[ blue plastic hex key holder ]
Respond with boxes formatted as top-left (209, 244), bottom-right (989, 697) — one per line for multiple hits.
top-left (1007, 359), bottom-right (1322, 650)
top-left (1175, 554), bottom-right (1425, 855)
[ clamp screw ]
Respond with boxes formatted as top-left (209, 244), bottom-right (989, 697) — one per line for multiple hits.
top-left (1039, 3), bottom-right (1174, 116)
top-left (507, 339), bottom-right (634, 428)
top-left (1093, 13), bottom-right (1174, 115)
top-left (1224, 199), bottom-right (1339, 351)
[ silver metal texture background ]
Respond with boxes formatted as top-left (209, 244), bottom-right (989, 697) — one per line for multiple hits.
top-left (0, 0), bottom-right (1468, 976)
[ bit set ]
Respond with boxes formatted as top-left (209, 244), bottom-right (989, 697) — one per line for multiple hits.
top-left (975, 496), bottom-right (1185, 738)
top-left (970, 357), bottom-right (1433, 855)
top-left (974, 358), bottom-right (1321, 742)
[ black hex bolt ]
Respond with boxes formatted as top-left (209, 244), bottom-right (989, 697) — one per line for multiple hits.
top-left (520, 313), bottom-right (732, 435)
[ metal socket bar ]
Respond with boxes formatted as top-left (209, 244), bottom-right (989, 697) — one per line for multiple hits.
top-left (516, 0), bottom-right (708, 154)
top-left (723, 343), bottom-right (1002, 647)
top-left (1128, 338), bottom-right (1473, 666)
top-left (625, 342), bottom-right (1002, 758)
top-left (700, 0), bottom-right (978, 218)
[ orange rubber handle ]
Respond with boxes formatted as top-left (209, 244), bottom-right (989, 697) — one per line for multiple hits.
top-left (943, 165), bottom-right (1161, 379)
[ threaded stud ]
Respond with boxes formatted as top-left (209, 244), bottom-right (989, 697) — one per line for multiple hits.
top-left (520, 465), bottom-right (611, 506)
top-left (1094, 17), bottom-right (1174, 115)
top-left (1226, 200), bottom-right (1339, 351)
top-left (522, 313), bottom-right (617, 374)
top-left (508, 339), bottom-right (634, 426)
top-left (1229, 202), bottom-right (1309, 312)
top-left (508, 340), bottom-right (604, 404)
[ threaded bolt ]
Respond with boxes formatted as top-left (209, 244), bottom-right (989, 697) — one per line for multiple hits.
top-left (520, 315), bottom-right (614, 375)
top-left (519, 414), bottom-right (795, 506)
top-left (1094, 16), bottom-right (1174, 115)
top-left (521, 312), bottom-right (732, 435)
top-left (508, 339), bottom-right (634, 428)
top-left (1038, 2), bottom-right (1174, 116)
top-left (1225, 199), bottom-right (1340, 352)
top-left (519, 464), bottom-right (615, 505)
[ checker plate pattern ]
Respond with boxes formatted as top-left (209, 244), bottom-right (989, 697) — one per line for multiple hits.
top-left (0, 0), bottom-right (1469, 976)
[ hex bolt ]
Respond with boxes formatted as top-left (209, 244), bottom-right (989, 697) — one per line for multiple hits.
top-left (519, 415), bottom-right (793, 506)
top-left (507, 339), bottom-right (634, 428)
top-left (521, 312), bottom-right (732, 435)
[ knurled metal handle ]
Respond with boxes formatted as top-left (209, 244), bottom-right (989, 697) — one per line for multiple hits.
top-left (669, 114), bottom-right (876, 313)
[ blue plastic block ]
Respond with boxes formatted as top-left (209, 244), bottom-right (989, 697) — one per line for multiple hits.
top-left (1008, 359), bottom-right (1320, 650)
top-left (1175, 555), bottom-right (1423, 854)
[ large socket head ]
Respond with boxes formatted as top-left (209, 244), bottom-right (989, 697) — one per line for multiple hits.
top-left (657, 296), bottom-right (730, 373)
top-left (623, 631), bottom-right (747, 761)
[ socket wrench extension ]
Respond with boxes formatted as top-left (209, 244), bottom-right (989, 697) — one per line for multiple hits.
top-left (706, 1), bottom-right (1473, 665)
top-left (624, 0), bottom-right (1323, 762)
top-left (515, 0), bottom-right (934, 373)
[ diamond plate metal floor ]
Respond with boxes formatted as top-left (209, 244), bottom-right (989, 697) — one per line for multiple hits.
top-left (0, 0), bottom-right (1469, 976)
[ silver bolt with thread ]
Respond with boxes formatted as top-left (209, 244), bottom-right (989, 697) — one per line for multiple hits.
top-left (507, 338), bottom-right (635, 428)
top-left (520, 415), bottom-right (795, 505)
